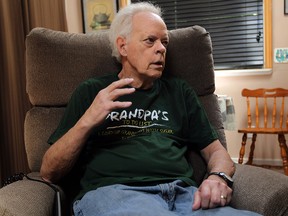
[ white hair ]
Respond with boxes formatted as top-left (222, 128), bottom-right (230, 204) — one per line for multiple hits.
top-left (109, 2), bottom-right (163, 62)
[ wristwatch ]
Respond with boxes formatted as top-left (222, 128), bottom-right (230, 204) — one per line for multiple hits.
top-left (208, 172), bottom-right (234, 188)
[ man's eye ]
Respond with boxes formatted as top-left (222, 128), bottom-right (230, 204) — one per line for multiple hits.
top-left (143, 37), bottom-right (169, 48)
top-left (144, 37), bottom-right (155, 45)
top-left (162, 40), bottom-right (169, 48)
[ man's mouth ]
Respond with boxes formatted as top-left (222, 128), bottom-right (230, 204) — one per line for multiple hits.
top-left (151, 61), bottom-right (164, 67)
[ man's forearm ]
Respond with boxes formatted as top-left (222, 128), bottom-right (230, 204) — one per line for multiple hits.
top-left (202, 140), bottom-right (235, 177)
top-left (207, 150), bottom-right (235, 177)
top-left (40, 119), bottom-right (92, 183)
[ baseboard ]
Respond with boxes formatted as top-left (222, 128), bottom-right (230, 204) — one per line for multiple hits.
top-left (231, 157), bottom-right (283, 166)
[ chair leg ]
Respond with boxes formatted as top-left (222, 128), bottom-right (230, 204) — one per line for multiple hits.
top-left (278, 134), bottom-right (288, 175)
top-left (247, 133), bottom-right (257, 165)
top-left (238, 133), bottom-right (247, 164)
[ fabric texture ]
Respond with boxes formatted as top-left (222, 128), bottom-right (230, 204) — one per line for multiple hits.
top-left (24, 107), bottom-right (65, 172)
top-left (231, 164), bottom-right (288, 215)
top-left (0, 173), bottom-right (55, 216)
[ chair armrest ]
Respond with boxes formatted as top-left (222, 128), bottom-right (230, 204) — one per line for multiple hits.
top-left (0, 172), bottom-right (60, 216)
top-left (230, 164), bottom-right (288, 216)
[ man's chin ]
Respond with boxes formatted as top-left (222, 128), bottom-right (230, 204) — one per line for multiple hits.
top-left (150, 70), bottom-right (163, 78)
top-left (139, 69), bottom-right (163, 80)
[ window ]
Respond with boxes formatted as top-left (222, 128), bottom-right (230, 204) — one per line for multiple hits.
top-left (132, 0), bottom-right (271, 71)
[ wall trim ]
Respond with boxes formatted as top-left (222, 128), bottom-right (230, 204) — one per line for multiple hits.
top-left (232, 157), bottom-right (283, 166)
top-left (215, 68), bottom-right (272, 77)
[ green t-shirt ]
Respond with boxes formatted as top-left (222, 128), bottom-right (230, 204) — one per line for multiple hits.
top-left (48, 73), bottom-right (218, 200)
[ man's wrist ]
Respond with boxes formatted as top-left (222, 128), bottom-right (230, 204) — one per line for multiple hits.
top-left (207, 172), bottom-right (234, 188)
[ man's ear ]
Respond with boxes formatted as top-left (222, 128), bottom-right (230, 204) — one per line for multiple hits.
top-left (116, 36), bottom-right (127, 56)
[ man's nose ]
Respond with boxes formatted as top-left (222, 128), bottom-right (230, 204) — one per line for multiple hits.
top-left (155, 41), bottom-right (166, 54)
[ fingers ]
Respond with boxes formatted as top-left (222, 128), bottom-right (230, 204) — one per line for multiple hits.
top-left (192, 191), bottom-right (201, 210)
top-left (220, 194), bottom-right (228, 207)
top-left (102, 78), bottom-right (135, 102)
top-left (97, 78), bottom-right (135, 106)
top-left (83, 78), bottom-right (135, 127)
top-left (192, 179), bottom-right (232, 210)
top-left (102, 78), bottom-right (134, 94)
top-left (107, 78), bottom-right (135, 108)
top-left (208, 184), bottom-right (229, 208)
top-left (199, 184), bottom-right (212, 209)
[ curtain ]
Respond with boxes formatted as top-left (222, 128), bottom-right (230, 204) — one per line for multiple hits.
top-left (0, 0), bottom-right (67, 187)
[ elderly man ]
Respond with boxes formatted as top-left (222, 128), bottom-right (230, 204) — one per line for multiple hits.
top-left (40, 2), bottom-right (261, 216)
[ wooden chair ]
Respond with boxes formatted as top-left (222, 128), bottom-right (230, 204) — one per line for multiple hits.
top-left (238, 88), bottom-right (288, 175)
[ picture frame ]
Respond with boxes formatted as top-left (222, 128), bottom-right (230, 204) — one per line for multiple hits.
top-left (285, 0), bottom-right (288, 15)
top-left (81, 0), bottom-right (118, 33)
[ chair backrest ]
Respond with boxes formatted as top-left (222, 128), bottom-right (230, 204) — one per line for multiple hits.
top-left (242, 88), bottom-right (288, 130)
top-left (25, 26), bottom-right (225, 184)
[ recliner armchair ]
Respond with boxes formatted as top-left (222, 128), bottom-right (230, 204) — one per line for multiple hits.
top-left (0, 26), bottom-right (288, 216)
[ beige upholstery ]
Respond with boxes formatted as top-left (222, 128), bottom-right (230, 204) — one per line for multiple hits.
top-left (0, 26), bottom-right (288, 216)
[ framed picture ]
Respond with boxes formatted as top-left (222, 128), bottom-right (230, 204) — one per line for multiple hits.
top-left (81, 0), bottom-right (118, 33)
top-left (285, 0), bottom-right (288, 15)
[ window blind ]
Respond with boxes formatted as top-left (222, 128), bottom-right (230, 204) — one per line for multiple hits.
top-left (131, 0), bottom-right (264, 70)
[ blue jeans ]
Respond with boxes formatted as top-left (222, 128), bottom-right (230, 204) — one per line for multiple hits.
top-left (73, 180), bottom-right (261, 216)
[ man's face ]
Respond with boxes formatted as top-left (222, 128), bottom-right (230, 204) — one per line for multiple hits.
top-left (122, 12), bottom-right (169, 80)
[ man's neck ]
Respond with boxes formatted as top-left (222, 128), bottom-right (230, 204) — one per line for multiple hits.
top-left (118, 70), bottom-right (154, 90)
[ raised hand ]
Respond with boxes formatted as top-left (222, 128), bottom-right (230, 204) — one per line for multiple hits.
top-left (81, 78), bottom-right (135, 129)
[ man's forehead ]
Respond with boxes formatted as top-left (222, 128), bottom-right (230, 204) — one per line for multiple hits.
top-left (131, 12), bottom-right (168, 37)
top-left (132, 12), bottom-right (165, 27)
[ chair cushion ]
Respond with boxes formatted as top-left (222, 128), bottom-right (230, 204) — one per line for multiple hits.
top-left (0, 173), bottom-right (55, 215)
top-left (24, 107), bottom-right (65, 171)
top-left (166, 26), bottom-right (215, 96)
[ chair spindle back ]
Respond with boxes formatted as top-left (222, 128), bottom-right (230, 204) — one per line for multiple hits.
top-left (242, 88), bottom-right (288, 130)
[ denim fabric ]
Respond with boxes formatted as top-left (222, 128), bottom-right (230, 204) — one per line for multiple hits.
top-left (73, 180), bottom-right (261, 216)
